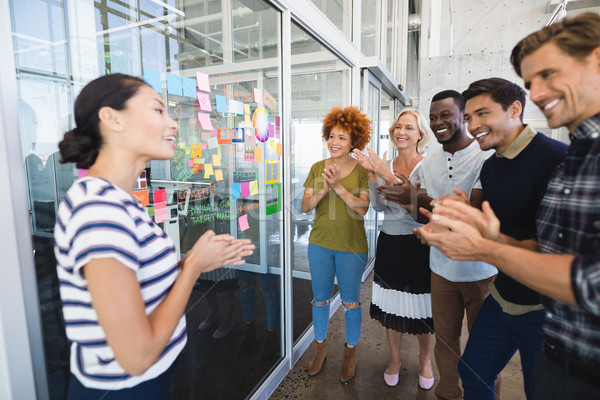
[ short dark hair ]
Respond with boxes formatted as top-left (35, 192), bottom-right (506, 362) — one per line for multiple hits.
top-left (511, 12), bottom-right (600, 77)
top-left (462, 78), bottom-right (527, 122)
top-left (431, 90), bottom-right (465, 112)
top-left (59, 74), bottom-right (147, 169)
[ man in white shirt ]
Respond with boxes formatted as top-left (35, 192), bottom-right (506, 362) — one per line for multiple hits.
top-left (379, 90), bottom-right (496, 400)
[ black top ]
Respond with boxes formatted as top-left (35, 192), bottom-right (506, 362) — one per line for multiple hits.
top-left (481, 132), bottom-right (567, 305)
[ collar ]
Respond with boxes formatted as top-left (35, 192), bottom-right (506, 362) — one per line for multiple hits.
top-left (443, 139), bottom-right (480, 157)
top-left (572, 112), bottom-right (600, 141)
top-left (496, 125), bottom-right (537, 159)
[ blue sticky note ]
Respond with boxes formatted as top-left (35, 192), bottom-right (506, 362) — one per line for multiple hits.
top-left (143, 68), bottom-right (162, 94)
top-left (231, 183), bottom-right (241, 199)
top-left (181, 76), bottom-right (196, 98)
top-left (215, 95), bottom-right (228, 113)
top-left (166, 73), bottom-right (183, 96)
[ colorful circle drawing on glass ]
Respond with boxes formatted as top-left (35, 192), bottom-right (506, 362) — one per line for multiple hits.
top-left (253, 107), bottom-right (270, 143)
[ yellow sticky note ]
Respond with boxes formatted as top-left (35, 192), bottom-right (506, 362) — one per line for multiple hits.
top-left (254, 147), bottom-right (262, 162)
top-left (204, 163), bottom-right (214, 178)
top-left (245, 114), bottom-right (251, 124)
top-left (215, 169), bottom-right (223, 181)
top-left (276, 143), bottom-right (282, 156)
top-left (268, 139), bottom-right (277, 154)
top-left (178, 142), bottom-right (186, 149)
top-left (185, 148), bottom-right (191, 155)
top-left (212, 154), bottom-right (221, 167)
top-left (244, 104), bottom-right (251, 114)
top-left (249, 180), bottom-right (258, 195)
top-left (191, 148), bottom-right (202, 158)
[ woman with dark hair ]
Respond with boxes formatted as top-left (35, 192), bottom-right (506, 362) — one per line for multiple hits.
top-left (301, 106), bottom-right (371, 383)
top-left (54, 73), bottom-right (254, 399)
top-left (353, 108), bottom-right (435, 390)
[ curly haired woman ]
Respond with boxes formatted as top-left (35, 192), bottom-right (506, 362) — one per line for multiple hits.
top-left (301, 106), bottom-right (372, 383)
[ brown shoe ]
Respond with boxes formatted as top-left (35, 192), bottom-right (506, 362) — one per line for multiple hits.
top-left (340, 343), bottom-right (356, 383)
top-left (308, 340), bottom-right (327, 377)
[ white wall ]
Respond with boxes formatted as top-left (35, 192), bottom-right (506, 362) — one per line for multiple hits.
top-left (417, 0), bottom-right (600, 126)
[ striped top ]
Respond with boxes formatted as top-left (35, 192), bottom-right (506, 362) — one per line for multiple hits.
top-left (54, 177), bottom-right (186, 390)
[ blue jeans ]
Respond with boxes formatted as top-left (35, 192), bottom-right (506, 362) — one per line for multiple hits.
top-left (308, 243), bottom-right (367, 346)
top-left (237, 270), bottom-right (280, 330)
top-left (458, 295), bottom-right (545, 400)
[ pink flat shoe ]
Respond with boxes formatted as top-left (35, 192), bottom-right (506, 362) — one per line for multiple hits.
top-left (384, 364), bottom-right (400, 387)
top-left (418, 373), bottom-right (434, 390)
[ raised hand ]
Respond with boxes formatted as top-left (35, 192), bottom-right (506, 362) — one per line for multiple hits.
top-left (183, 231), bottom-right (255, 278)
top-left (433, 198), bottom-right (501, 241)
top-left (322, 164), bottom-right (342, 190)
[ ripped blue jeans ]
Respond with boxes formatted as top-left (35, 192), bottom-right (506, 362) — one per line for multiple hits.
top-left (308, 243), bottom-right (367, 346)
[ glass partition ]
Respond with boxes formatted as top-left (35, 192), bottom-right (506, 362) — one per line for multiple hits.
top-left (10, 0), bottom-right (283, 398)
top-left (289, 22), bottom-right (352, 342)
top-left (310, 0), bottom-right (352, 39)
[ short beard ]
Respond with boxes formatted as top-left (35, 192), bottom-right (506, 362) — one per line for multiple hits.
top-left (437, 128), bottom-right (461, 145)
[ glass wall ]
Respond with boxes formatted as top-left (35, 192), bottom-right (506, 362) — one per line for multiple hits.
top-left (310, 0), bottom-right (352, 39)
top-left (10, 0), bottom-right (283, 398)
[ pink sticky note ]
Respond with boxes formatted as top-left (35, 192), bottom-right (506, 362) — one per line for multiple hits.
top-left (154, 189), bottom-right (166, 203)
top-left (268, 124), bottom-right (275, 138)
top-left (202, 143), bottom-right (208, 149)
top-left (211, 129), bottom-right (218, 136)
top-left (197, 112), bottom-right (213, 130)
top-left (196, 72), bottom-right (210, 92)
top-left (241, 182), bottom-right (250, 197)
top-left (275, 116), bottom-right (280, 127)
top-left (238, 214), bottom-right (249, 231)
top-left (253, 88), bottom-right (263, 104)
top-left (197, 92), bottom-right (212, 111)
top-left (188, 160), bottom-right (194, 166)
top-left (78, 168), bottom-right (88, 178)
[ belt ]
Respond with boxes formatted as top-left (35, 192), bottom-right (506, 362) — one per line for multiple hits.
top-left (543, 339), bottom-right (600, 389)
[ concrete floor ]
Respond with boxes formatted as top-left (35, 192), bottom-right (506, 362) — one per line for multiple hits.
top-left (271, 272), bottom-right (527, 400)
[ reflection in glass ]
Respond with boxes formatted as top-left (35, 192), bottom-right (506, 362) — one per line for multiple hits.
top-left (310, 0), bottom-right (352, 38)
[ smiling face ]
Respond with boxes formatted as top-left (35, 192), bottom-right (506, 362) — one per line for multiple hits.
top-left (327, 125), bottom-right (352, 159)
top-left (464, 93), bottom-right (522, 153)
top-left (392, 113), bottom-right (421, 152)
top-left (118, 85), bottom-right (179, 161)
top-left (429, 97), bottom-right (463, 144)
top-left (521, 42), bottom-right (600, 132)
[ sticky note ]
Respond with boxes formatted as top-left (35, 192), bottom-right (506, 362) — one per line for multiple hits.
top-left (231, 183), bottom-right (241, 199)
top-left (215, 95), bottom-right (227, 113)
top-left (244, 104), bottom-right (250, 114)
top-left (241, 182), bottom-right (250, 197)
top-left (202, 143), bottom-right (207, 149)
top-left (275, 116), bottom-right (280, 127)
top-left (254, 147), bottom-right (262, 162)
top-left (269, 139), bottom-right (277, 153)
top-left (154, 189), bottom-right (166, 203)
top-left (276, 143), bottom-right (282, 156)
top-left (178, 142), bottom-right (186, 149)
top-left (238, 214), bottom-right (249, 231)
top-left (167, 73), bottom-right (183, 96)
top-left (253, 88), bottom-right (263, 104)
top-left (191, 147), bottom-right (202, 158)
top-left (215, 169), bottom-right (223, 181)
top-left (182, 77), bottom-right (196, 98)
top-left (197, 92), bottom-right (212, 111)
top-left (133, 189), bottom-right (150, 206)
top-left (147, 207), bottom-right (154, 216)
top-left (143, 68), bottom-right (162, 94)
top-left (212, 154), bottom-right (221, 167)
top-left (78, 168), bottom-right (88, 178)
top-left (197, 113), bottom-right (213, 130)
top-left (245, 114), bottom-right (251, 124)
top-left (196, 72), bottom-right (210, 92)
top-left (268, 123), bottom-right (274, 138)
top-left (208, 137), bottom-right (218, 149)
top-left (264, 90), bottom-right (276, 111)
top-left (211, 129), bottom-right (218, 136)
top-left (205, 163), bottom-right (213, 175)
top-left (249, 180), bottom-right (258, 196)
top-left (188, 160), bottom-right (193, 166)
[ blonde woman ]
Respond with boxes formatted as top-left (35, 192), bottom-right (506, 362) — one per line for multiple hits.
top-left (353, 108), bottom-right (435, 390)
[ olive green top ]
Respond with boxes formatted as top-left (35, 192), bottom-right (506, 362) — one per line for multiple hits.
top-left (303, 160), bottom-right (369, 253)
